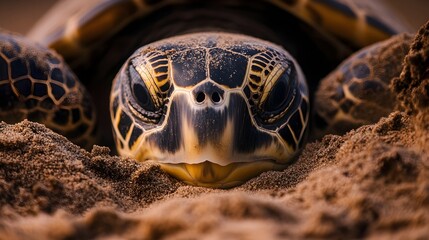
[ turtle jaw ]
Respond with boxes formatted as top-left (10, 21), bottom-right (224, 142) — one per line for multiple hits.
top-left (159, 160), bottom-right (287, 188)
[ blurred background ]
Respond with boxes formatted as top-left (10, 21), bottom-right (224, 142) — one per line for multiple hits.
top-left (0, 0), bottom-right (58, 34)
top-left (0, 0), bottom-right (428, 35)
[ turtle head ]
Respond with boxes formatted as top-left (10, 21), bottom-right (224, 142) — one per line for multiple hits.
top-left (110, 33), bottom-right (309, 188)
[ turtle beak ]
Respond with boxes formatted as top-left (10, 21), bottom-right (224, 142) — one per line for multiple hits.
top-left (159, 160), bottom-right (286, 188)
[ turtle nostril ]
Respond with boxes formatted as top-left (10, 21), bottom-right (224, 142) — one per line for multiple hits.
top-left (211, 91), bottom-right (222, 103)
top-left (195, 91), bottom-right (206, 103)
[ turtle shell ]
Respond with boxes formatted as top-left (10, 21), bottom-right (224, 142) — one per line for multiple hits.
top-left (27, 0), bottom-right (406, 76)
top-left (26, 0), bottom-right (406, 146)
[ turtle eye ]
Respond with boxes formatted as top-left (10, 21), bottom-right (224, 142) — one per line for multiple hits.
top-left (129, 65), bottom-right (157, 112)
top-left (132, 83), bottom-right (156, 112)
top-left (261, 69), bottom-right (295, 114)
top-left (257, 66), bottom-right (298, 123)
top-left (263, 75), bottom-right (290, 112)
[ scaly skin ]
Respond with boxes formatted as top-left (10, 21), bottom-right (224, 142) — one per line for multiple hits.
top-left (0, 31), bottom-right (96, 148)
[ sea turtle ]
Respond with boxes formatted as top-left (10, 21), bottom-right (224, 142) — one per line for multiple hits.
top-left (0, 0), bottom-right (408, 188)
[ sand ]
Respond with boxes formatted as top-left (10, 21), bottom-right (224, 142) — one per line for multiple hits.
top-left (0, 21), bottom-right (428, 240)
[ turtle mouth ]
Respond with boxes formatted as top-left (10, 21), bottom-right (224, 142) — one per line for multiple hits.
top-left (159, 160), bottom-right (287, 188)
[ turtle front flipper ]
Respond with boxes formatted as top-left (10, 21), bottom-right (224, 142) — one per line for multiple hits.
top-left (313, 33), bottom-right (413, 138)
top-left (0, 31), bottom-right (96, 149)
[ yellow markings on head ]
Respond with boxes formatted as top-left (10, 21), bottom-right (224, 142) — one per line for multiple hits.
top-left (173, 97), bottom-right (237, 166)
top-left (134, 63), bottom-right (160, 104)
top-left (180, 109), bottom-right (201, 160)
top-left (132, 51), bottom-right (171, 108)
top-left (259, 63), bottom-right (287, 108)
top-left (247, 138), bottom-right (294, 164)
top-left (130, 135), bottom-right (149, 161)
top-left (246, 50), bottom-right (291, 108)
top-left (219, 118), bottom-right (234, 156)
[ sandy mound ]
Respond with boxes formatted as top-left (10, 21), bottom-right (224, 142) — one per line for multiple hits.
top-left (1, 22), bottom-right (428, 240)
